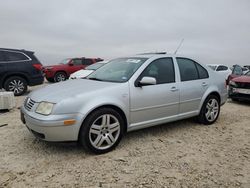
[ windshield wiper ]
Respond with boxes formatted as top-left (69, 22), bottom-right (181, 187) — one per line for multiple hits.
top-left (88, 77), bottom-right (103, 81)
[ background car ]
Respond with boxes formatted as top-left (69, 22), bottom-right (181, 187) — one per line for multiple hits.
top-left (69, 60), bottom-right (108, 79)
top-left (21, 53), bottom-right (227, 154)
top-left (228, 71), bottom-right (250, 101)
top-left (226, 64), bottom-right (244, 85)
top-left (43, 57), bottom-right (103, 82)
top-left (207, 64), bottom-right (231, 80)
top-left (0, 48), bottom-right (44, 96)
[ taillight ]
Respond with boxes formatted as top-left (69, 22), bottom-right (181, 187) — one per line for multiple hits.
top-left (33, 64), bottom-right (43, 71)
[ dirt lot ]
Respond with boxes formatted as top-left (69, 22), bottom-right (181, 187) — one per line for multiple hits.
top-left (0, 84), bottom-right (250, 188)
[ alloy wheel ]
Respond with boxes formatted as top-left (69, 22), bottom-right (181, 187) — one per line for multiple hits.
top-left (89, 114), bottom-right (120, 150)
top-left (205, 98), bottom-right (219, 122)
top-left (8, 79), bottom-right (25, 95)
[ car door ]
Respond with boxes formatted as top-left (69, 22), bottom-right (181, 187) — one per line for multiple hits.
top-left (68, 59), bottom-right (84, 74)
top-left (129, 57), bottom-right (179, 128)
top-left (176, 58), bottom-right (209, 117)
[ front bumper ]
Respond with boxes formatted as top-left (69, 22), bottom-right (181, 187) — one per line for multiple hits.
top-left (20, 106), bottom-right (84, 142)
top-left (228, 86), bottom-right (250, 101)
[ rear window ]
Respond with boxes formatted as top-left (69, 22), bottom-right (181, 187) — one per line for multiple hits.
top-left (217, 65), bottom-right (228, 71)
top-left (4, 51), bottom-right (29, 61)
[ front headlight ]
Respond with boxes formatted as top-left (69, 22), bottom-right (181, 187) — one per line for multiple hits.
top-left (229, 81), bottom-right (237, 87)
top-left (36, 102), bottom-right (54, 115)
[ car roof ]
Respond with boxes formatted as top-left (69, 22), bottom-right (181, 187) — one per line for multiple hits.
top-left (0, 48), bottom-right (34, 53)
top-left (129, 53), bottom-right (179, 59)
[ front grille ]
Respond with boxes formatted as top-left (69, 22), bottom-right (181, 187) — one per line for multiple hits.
top-left (235, 82), bottom-right (250, 89)
top-left (24, 97), bottom-right (36, 111)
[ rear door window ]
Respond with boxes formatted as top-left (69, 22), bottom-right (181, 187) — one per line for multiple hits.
top-left (177, 58), bottom-right (208, 81)
top-left (196, 63), bottom-right (209, 79)
top-left (177, 58), bottom-right (199, 81)
top-left (82, 59), bottom-right (93, 65)
top-left (4, 51), bottom-right (29, 61)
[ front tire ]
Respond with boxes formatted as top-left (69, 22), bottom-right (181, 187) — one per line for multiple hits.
top-left (79, 108), bottom-right (124, 154)
top-left (4, 76), bottom-right (27, 96)
top-left (54, 72), bottom-right (67, 82)
top-left (198, 95), bottom-right (220, 125)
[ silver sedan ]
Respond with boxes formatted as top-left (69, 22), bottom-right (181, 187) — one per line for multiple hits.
top-left (21, 53), bottom-right (227, 154)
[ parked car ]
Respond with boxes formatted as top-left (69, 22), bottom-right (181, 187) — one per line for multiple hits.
top-left (43, 57), bottom-right (103, 82)
top-left (69, 61), bottom-right (108, 79)
top-left (228, 71), bottom-right (250, 101)
top-left (21, 54), bottom-right (227, 154)
top-left (207, 64), bottom-right (231, 80)
top-left (0, 48), bottom-right (44, 96)
top-left (226, 64), bottom-right (244, 85)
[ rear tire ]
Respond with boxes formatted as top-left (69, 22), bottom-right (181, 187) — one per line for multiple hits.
top-left (198, 95), bottom-right (220, 125)
top-left (4, 76), bottom-right (28, 96)
top-left (54, 72), bottom-right (67, 82)
top-left (79, 108), bottom-right (124, 154)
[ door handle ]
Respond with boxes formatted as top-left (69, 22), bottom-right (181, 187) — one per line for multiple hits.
top-left (170, 87), bottom-right (178, 92)
top-left (202, 82), bottom-right (208, 86)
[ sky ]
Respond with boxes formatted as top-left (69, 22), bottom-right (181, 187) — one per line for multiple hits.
top-left (0, 0), bottom-right (249, 66)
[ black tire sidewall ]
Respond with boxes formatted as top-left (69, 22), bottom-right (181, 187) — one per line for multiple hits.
top-left (4, 76), bottom-right (27, 96)
top-left (199, 95), bottom-right (220, 125)
top-left (79, 108), bottom-right (125, 154)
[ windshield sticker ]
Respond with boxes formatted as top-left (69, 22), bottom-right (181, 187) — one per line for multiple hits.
top-left (126, 59), bottom-right (141, 63)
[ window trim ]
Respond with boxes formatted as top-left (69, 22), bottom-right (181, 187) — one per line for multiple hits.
top-left (0, 49), bottom-right (31, 63)
top-left (176, 57), bottom-right (209, 81)
top-left (135, 57), bottom-right (176, 86)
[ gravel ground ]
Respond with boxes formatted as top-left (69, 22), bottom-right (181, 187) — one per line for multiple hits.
top-left (0, 83), bottom-right (250, 188)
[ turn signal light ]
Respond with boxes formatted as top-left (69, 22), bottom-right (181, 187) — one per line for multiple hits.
top-left (64, 119), bottom-right (76, 126)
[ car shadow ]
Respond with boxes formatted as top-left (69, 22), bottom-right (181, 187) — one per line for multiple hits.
top-left (25, 117), bottom-right (199, 156)
top-left (227, 99), bottom-right (250, 106)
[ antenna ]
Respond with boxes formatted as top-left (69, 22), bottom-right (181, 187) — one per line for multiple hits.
top-left (174, 38), bottom-right (184, 54)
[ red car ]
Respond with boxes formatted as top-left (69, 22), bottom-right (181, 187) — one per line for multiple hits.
top-left (228, 71), bottom-right (250, 101)
top-left (43, 57), bottom-right (103, 82)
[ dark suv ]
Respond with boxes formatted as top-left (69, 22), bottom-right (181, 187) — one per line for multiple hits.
top-left (43, 57), bottom-right (103, 82)
top-left (0, 48), bottom-right (44, 96)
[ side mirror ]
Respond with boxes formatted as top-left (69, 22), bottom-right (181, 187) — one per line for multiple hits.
top-left (136, 76), bottom-right (156, 87)
top-left (68, 62), bottom-right (74, 66)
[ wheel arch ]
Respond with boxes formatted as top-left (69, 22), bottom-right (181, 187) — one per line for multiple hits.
top-left (199, 90), bottom-right (221, 113)
top-left (2, 73), bottom-right (29, 87)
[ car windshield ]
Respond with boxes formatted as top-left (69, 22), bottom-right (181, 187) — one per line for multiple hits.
top-left (87, 57), bottom-right (147, 82)
top-left (208, 65), bottom-right (217, 70)
top-left (86, 63), bottom-right (106, 70)
top-left (60, 58), bottom-right (70, 64)
top-left (245, 71), bottom-right (250, 76)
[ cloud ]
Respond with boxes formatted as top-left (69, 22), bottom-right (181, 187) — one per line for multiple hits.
top-left (0, 0), bottom-right (250, 65)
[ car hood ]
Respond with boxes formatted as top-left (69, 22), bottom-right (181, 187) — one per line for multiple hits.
top-left (70, 70), bottom-right (93, 78)
top-left (29, 79), bottom-right (121, 103)
top-left (232, 75), bottom-right (250, 83)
